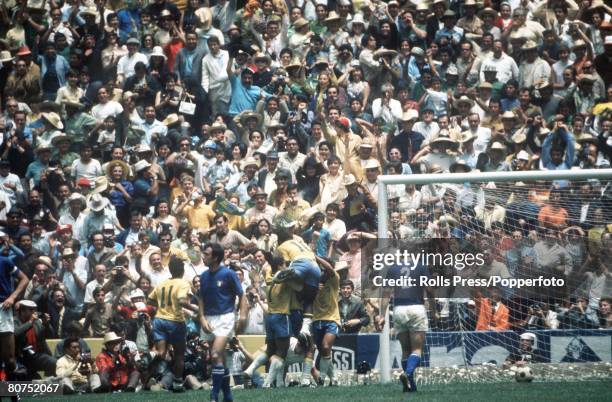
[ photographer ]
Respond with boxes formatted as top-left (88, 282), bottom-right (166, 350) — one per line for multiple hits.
top-left (119, 289), bottom-right (155, 352)
top-left (14, 300), bottom-right (56, 378)
top-left (523, 302), bottom-right (559, 329)
top-left (225, 336), bottom-right (254, 386)
top-left (243, 285), bottom-right (267, 335)
top-left (56, 338), bottom-right (101, 394)
top-left (95, 331), bottom-right (141, 392)
top-left (183, 334), bottom-right (211, 390)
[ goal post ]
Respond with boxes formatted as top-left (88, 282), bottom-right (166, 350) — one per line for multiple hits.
top-left (376, 168), bottom-right (612, 384)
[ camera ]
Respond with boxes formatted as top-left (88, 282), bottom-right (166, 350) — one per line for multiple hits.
top-left (248, 292), bottom-right (257, 303)
top-left (136, 312), bottom-right (148, 324)
top-left (80, 352), bottom-right (91, 362)
top-left (23, 345), bottom-right (36, 357)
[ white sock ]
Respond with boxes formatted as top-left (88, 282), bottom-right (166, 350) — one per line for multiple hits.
top-left (265, 357), bottom-right (282, 387)
top-left (274, 357), bottom-right (285, 387)
top-left (301, 317), bottom-right (312, 335)
top-left (244, 352), bottom-right (268, 377)
top-left (327, 358), bottom-right (335, 381)
top-left (319, 357), bottom-right (331, 384)
top-left (301, 358), bottom-right (313, 384)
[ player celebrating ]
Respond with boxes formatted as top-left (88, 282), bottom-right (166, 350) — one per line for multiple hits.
top-left (147, 256), bottom-right (198, 392)
top-left (198, 243), bottom-right (247, 402)
top-left (0, 251), bottom-right (29, 383)
top-left (379, 254), bottom-right (436, 393)
top-left (274, 220), bottom-right (322, 331)
top-left (243, 336), bottom-right (310, 387)
top-left (272, 219), bottom-right (322, 385)
top-left (312, 257), bottom-right (341, 386)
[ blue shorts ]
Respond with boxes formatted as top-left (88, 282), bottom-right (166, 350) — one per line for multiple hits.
top-left (152, 318), bottom-right (187, 345)
top-left (289, 309), bottom-right (303, 337)
top-left (290, 258), bottom-right (321, 287)
top-left (313, 320), bottom-right (339, 348)
top-left (265, 313), bottom-right (292, 343)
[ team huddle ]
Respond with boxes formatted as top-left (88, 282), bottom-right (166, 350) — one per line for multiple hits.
top-left (147, 224), bottom-right (343, 401)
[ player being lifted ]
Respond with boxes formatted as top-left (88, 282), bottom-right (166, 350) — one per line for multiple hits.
top-left (272, 219), bottom-right (322, 385)
top-left (147, 256), bottom-right (199, 392)
top-left (198, 243), bottom-right (247, 402)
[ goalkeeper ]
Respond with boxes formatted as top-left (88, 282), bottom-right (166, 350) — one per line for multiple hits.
top-left (378, 258), bottom-right (437, 393)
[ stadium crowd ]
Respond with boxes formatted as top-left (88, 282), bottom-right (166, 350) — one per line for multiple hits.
top-left (0, 0), bottom-right (611, 395)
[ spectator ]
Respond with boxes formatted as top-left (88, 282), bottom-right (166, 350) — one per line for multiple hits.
top-left (475, 287), bottom-right (511, 331)
top-left (338, 280), bottom-right (370, 333)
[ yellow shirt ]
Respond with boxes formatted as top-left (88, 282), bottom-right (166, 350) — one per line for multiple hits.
top-left (184, 203), bottom-right (216, 230)
top-left (161, 247), bottom-right (188, 268)
top-left (266, 282), bottom-right (294, 315)
top-left (313, 270), bottom-right (340, 324)
top-left (277, 237), bottom-right (316, 263)
top-left (149, 278), bottom-right (191, 322)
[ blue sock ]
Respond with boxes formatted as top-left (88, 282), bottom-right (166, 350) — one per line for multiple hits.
top-left (211, 364), bottom-right (225, 400)
top-left (222, 368), bottom-right (233, 401)
top-left (401, 359), bottom-right (408, 373)
top-left (405, 353), bottom-right (420, 391)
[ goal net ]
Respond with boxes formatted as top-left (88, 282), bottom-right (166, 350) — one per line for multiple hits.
top-left (370, 169), bottom-right (612, 384)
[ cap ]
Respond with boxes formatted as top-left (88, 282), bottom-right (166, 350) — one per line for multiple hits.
top-left (343, 174), bottom-right (357, 186)
top-left (56, 224), bottom-right (73, 234)
top-left (335, 117), bottom-right (351, 131)
top-left (134, 160), bottom-right (152, 173)
top-left (126, 37), bottom-right (141, 46)
top-left (77, 177), bottom-right (91, 187)
top-left (19, 300), bottom-right (37, 309)
top-left (204, 140), bottom-right (217, 150)
top-left (516, 150), bottom-right (530, 161)
top-left (129, 288), bottom-right (145, 299)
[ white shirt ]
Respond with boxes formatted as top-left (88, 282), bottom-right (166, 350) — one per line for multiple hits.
top-left (412, 121), bottom-right (440, 142)
top-left (201, 49), bottom-right (231, 103)
top-left (84, 279), bottom-right (112, 305)
top-left (144, 267), bottom-right (171, 287)
top-left (323, 218), bottom-right (347, 242)
top-left (372, 98), bottom-right (403, 126)
top-left (470, 126), bottom-right (492, 154)
top-left (138, 119), bottom-right (167, 145)
top-left (70, 158), bottom-right (102, 182)
top-left (519, 57), bottom-right (551, 89)
top-left (0, 173), bottom-right (23, 204)
top-left (117, 52), bottom-right (149, 79)
top-left (91, 101), bottom-right (123, 121)
top-left (59, 211), bottom-right (87, 244)
top-left (480, 53), bottom-right (519, 84)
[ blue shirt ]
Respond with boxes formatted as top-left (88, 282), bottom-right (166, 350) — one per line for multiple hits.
top-left (228, 75), bottom-right (269, 116)
top-left (199, 266), bottom-right (243, 315)
top-left (386, 262), bottom-right (430, 306)
top-left (0, 256), bottom-right (19, 302)
top-left (302, 227), bottom-right (332, 258)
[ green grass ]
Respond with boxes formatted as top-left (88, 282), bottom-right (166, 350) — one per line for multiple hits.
top-left (22, 380), bottom-right (612, 402)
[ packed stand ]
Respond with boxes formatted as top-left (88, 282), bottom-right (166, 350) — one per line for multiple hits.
top-left (0, 0), bottom-right (611, 393)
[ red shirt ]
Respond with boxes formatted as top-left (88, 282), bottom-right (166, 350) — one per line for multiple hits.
top-left (96, 352), bottom-right (129, 389)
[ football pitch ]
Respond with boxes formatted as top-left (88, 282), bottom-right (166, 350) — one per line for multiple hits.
top-left (22, 380), bottom-right (612, 401)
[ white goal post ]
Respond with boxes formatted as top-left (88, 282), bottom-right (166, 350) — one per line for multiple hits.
top-left (376, 168), bottom-right (612, 384)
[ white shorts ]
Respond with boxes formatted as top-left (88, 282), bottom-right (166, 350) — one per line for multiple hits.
top-left (201, 312), bottom-right (235, 341)
top-left (393, 305), bottom-right (429, 333)
top-left (0, 307), bottom-right (14, 333)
